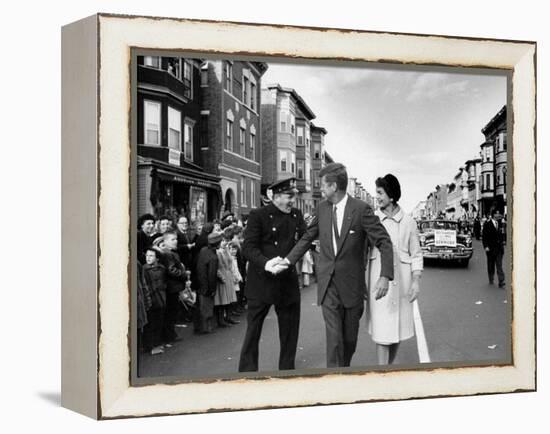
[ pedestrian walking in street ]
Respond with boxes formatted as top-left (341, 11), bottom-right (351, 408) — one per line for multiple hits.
top-left (366, 174), bottom-right (423, 365)
top-left (482, 207), bottom-right (506, 288)
top-left (283, 163), bottom-right (394, 368)
top-left (195, 232), bottom-right (222, 334)
top-left (142, 248), bottom-right (167, 355)
top-left (159, 231), bottom-right (187, 344)
top-left (238, 177), bottom-right (307, 372)
top-left (301, 248), bottom-right (314, 287)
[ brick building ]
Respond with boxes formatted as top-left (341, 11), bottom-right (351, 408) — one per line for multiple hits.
top-left (261, 84), bottom-right (316, 215)
top-left (201, 59), bottom-right (268, 220)
top-left (480, 106), bottom-right (507, 216)
top-left (136, 55), bottom-right (222, 227)
top-left (310, 123), bottom-right (328, 209)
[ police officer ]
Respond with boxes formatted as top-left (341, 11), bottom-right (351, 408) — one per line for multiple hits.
top-left (238, 177), bottom-right (307, 372)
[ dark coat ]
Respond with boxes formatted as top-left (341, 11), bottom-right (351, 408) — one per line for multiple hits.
top-left (160, 249), bottom-right (187, 294)
top-left (286, 196), bottom-right (394, 308)
top-left (242, 203), bottom-right (307, 306)
top-left (482, 219), bottom-right (505, 252)
top-left (143, 263), bottom-right (167, 309)
top-left (176, 229), bottom-right (197, 269)
top-left (196, 246), bottom-right (219, 297)
top-left (137, 231), bottom-right (154, 265)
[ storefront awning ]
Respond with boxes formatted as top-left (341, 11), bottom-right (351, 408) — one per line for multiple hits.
top-left (156, 169), bottom-right (221, 191)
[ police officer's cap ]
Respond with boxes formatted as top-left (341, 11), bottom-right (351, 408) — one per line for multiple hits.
top-left (268, 177), bottom-right (298, 196)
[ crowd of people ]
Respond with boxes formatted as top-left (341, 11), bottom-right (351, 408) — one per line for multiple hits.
top-left (136, 212), bottom-right (249, 358)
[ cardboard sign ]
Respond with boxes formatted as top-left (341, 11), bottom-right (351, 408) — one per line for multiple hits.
top-left (434, 229), bottom-right (457, 247)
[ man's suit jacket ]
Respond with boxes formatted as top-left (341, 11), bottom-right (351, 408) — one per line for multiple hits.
top-left (286, 196), bottom-right (394, 308)
top-left (482, 219), bottom-right (505, 252)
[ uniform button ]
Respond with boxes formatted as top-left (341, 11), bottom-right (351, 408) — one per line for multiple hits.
top-left (274, 241), bottom-right (278, 246)
top-left (272, 227), bottom-right (276, 231)
top-left (270, 215), bottom-right (273, 219)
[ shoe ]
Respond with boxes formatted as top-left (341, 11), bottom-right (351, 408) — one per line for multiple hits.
top-left (226, 317), bottom-right (240, 325)
top-left (217, 322), bottom-right (229, 328)
top-left (488, 280), bottom-right (494, 285)
top-left (498, 282), bottom-right (506, 288)
top-left (196, 330), bottom-right (212, 335)
top-left (151, 346), bottom-right (164, 355)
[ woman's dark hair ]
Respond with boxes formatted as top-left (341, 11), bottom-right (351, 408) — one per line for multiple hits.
top-left (223, 226), bottom-right (235, 241)
top-left (138, 213), bottom-right (156, 229)
top-left (319, 162), bottom-right (348, 191)
top-left (375, 174), bottom-right (401, 204)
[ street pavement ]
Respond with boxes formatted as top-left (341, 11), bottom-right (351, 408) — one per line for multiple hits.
top-left (138, 239), bottom-right (511, 379)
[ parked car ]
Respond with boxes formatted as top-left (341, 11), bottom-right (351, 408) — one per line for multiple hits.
top-left (417, 219), bottom-right (473, 267)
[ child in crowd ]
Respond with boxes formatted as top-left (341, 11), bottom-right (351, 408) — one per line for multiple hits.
top-left (214, 229), bottom-right (239, 327)
top-left (159, 231), bottom-right (187, 344)
top-left (142, 248), bottom-right (167, 355)
top-left (227, 240), bottom-right (244, 315)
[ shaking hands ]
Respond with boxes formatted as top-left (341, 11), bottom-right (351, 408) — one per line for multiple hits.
top-left (265, 256), bottom-right (290, 275)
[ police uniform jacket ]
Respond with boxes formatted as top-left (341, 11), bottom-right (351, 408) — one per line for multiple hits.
top-left (243, 202), bottom-right (306, 306)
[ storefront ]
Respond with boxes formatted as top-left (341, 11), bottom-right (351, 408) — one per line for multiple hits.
top-left (138, 158), bottom-right (221, 228)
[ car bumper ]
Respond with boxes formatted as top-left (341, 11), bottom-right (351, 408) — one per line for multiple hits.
top-left (422, 249), bottom-right (473, 260)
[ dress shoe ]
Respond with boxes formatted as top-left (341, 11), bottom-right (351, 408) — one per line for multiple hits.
top-left (226, 317), bottom-right (240, 325)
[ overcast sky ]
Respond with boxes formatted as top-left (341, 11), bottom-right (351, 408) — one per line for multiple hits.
top-left (262, 61), bottom-right (507, 212)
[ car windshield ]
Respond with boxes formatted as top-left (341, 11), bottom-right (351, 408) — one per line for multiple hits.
top-left (419, 221), bottom-right (458, 231)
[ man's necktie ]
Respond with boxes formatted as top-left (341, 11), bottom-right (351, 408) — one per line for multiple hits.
top-left (332, 205), bottom-right (340, 243)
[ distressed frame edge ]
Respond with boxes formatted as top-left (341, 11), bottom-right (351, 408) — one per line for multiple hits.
top-left (61, 13), bottom-right (101, 420)
top-left (94, 15), bottom-right (536, 419)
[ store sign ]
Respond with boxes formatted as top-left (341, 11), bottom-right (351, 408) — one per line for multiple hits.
top-left (168, 149), bottom-right (181, 166)
top-left (434, 229), bottom-right (457, 247)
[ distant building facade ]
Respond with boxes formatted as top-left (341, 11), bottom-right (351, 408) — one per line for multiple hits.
top-left (261, 84), bottom-right (316, 215)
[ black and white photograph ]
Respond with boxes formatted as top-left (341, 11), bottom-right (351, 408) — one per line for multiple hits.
top-left (132, 53), bottom-right (512, 381)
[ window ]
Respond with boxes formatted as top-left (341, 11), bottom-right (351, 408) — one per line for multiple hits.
top-left (144, 100), bottom-right (161, 145)
top-left (250, 133), bottom-right (256, 160)
top-left (224, 62), bottom-right (233, 92)
top-left (291, 152), bottom-right (295, 174)
top-left (242, 76), bottom-right (249, 105)
top-left (305, 159), bottom-right (311, 183)
top-left (250, 182), bottom-right (256, 208)
top-left (167, 58), bottom-right (181, 79)
top-left (226, 119), bottom-right (233, 150)
top-left (239, 127), bottom-right (246, 156)
top-left (280, 152), bottom-right (287, 172)
top-left (314, 143), bottom-right (321, 159)
top-left (280, 120), bottom-right (287, 132)
top-left (183, 60), bottom-right (192, 98)
top-left (184, 120), bottom-right (194, 160)
top-left (290, 114), bottom-right (295, 134)
top-left (250, 82), bottom-right (256, 110)
top-left (168, 107), bottom-right (182, 150)
top-left (297, 160), bottom-right (305, 179)
top-left (297, 126), bottom-right (304, 145)
top-left (485, 174), bottom-right (491, 190)
top-left (241, 177), bottom-right (246, 206)
top-left (144, 56), bottom-right (160, 68)
top-left (313, 170), bottom-right (320, 188)
top-left (200, 63), bottom-right (208, 86)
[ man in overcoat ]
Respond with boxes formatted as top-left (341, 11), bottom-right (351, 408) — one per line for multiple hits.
top-left (238, 177), bottom-right (307, 372)
top-left (282, 163), bottom-right (394, 368)
top-left (482, 207), bottom-right (506, 287)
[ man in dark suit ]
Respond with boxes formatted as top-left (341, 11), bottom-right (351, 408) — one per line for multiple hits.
top-left (175, 216), bottom-right (197, 270)
top-left (482, 208), bottom-right (506, 287)
top-left (238, 177), bottom-right (307, 372)
top-left (280, 163), bottom-right (394, 368)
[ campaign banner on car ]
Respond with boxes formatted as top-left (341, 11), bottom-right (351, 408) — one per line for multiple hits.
top-left (434, 229), bottom-right (457, 247)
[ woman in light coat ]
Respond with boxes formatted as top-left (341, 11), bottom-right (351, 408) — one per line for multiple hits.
top-left (366, 174), bottom-right (423, 365)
